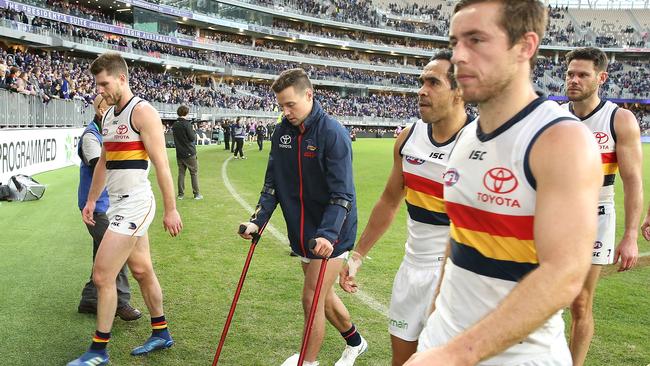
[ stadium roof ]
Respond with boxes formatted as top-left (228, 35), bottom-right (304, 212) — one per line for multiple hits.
top-left (546, 0), bottom-right (650, 9)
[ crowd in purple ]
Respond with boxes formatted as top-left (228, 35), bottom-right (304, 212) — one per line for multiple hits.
top-left (0, 1), bottom-right (648, 127)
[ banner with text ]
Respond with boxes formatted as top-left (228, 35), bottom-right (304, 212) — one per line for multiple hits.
top-left (0, 128), bottom-right (83, 184)
top-left (0, 0), bottom-right (194, 47)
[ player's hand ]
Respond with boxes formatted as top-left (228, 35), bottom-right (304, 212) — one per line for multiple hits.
top-left (82, 201), bottom-right (96, 226)
top-left (311, 237), bottom-right (333, 258)
top-left (339, 250), bottom-right (363, 293)
top-left (238, 222), bottom-right (259, 240)
top-left (641, 215), bottom-right (650, 241)
top-left (613, 234), bottom-right (638, 272)
top-left (163, 209), bottom-right (183, 237)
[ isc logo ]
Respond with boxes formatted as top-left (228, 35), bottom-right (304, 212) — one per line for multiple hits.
top-left (469, 150), bottom-right (486, 160)
top-left (429, 152), bottom-right (445, 160)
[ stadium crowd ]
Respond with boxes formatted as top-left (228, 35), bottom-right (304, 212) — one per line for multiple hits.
top-left (1, 1), bottom-right (649, 128)
top-left (2, 43), bottom-right (650, 126)
top-left (14, 0), bottom-right (650, 52)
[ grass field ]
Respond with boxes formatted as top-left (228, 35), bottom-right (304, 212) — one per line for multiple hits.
top-left (0, 139), bottom-right (649, 366)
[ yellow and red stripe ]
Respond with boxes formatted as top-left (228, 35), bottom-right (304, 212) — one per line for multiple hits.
top-left (446, 201), bottom-right (538, 281)
top-left (403, 171), bottom-right (443, 198)
top-left (152, 321), bottom-right (168, 330)
top-left (601, 152), bottom-right (618, 175)
top-left (403, 172), bottom-right (449, 225)
top-left (92, 335), bottom-right (110, 343)
top-left (104, 141), bottom-right (149, 170)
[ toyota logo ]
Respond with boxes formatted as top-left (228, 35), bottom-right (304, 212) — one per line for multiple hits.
top-left (280, 135), bottom-right (291, 145)
top-left (593, 132), bottom-right (609, 144)
top-left (483, 167), bottom-right (518, 194)
top-left (116, 124), bottom-right (128, 135)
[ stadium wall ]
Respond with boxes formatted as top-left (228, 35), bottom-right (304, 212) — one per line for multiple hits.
top-left (0, 128), bottom-right (83, 184)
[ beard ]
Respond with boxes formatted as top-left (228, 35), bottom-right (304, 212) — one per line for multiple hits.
top-left (567, 87), bottom-right (597, 102)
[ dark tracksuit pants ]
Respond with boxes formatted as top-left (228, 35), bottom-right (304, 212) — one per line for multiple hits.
top-left (233, 137), bottom-right (245, 157)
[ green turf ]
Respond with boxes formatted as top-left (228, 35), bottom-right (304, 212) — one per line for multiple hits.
top-left (0, 139), bottom-right (649, 365)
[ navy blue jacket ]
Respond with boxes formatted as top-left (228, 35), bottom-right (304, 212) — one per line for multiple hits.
top-left (251, 100), bottom-right (357, 258)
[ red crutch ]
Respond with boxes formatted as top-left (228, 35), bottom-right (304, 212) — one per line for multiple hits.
top-left (212, 223), bottom-right (265, 366)
top-left (297, 239), bottom-right (329, 366)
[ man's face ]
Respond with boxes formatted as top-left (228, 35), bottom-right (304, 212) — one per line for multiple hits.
top-left (275, 86), bottom-right (314, 126)
top-left (565, 59), bottom-right (605, 102)
top-left (94, 70), bottom-right (125, 106)
top-left (449, 2), bottom-right (520, 103)
top-left (418, 59), bottom-right (459, 124)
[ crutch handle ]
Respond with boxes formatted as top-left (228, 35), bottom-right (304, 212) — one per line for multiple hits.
top-left (239, 224), bottom-right (261, 243)
top-left (308, 238), bottom-right (329, 259)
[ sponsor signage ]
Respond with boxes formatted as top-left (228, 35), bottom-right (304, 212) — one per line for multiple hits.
top-left (0, 128), bottom-right (83, 184)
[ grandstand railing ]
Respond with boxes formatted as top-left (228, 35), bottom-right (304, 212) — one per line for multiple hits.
top-left (0, 89), bottom-right (93, 128)
top-left (0, 90), bottom-right (410, 128)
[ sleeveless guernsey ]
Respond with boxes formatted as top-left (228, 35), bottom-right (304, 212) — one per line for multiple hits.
top-left (101, 96), bottom-right (151, 196)
top-left (435, 98), bottom-right (578, 363)
top-left (562, 100), bottom-right (618, 203)
top-left (399, 119), bottom-right (464, 264)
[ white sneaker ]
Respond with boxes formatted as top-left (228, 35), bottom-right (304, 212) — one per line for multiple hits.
top-left (280, 353), bottom-right (319, 366)
top-left (334, 336), bottom-right (368, 366)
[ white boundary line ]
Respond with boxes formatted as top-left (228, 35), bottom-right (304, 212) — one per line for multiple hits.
top-left (221, 154), bottom-right (390, 317)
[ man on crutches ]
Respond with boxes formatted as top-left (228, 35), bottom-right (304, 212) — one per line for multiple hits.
top-left (240, 68), bottom-right (367, 366)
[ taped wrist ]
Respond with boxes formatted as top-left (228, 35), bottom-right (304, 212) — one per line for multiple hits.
top-left (329, 198), bottom-right (352, 212)
top-left (349, 250), bottom-right (364, 262)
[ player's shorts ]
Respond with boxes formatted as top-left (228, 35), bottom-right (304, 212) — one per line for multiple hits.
top-left (107, 191), bottom-right (155, 237)
top-left (593, 202), bottom-right (615, 265)
top-left (297, 250), bottom-right (348, 263)
top-left (388, 256), bottom-right (443, 341)
top-left (418, 314), bottom-right (571, 366)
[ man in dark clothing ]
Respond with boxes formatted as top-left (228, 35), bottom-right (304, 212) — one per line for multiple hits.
top-left (77, 95), bottom-right (141, 321)
top-left (222, 120), bottom-right (230, 150)
top-left (255, 122), bottom-right (267, 151)
top-left (239, 69), bottom-right (367, 366)
top-left (229, 121), bottom-right (236, 153)
top-left (171, 105), bottom-right (202, 200)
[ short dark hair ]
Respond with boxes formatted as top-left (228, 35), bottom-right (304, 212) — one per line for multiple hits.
top-left (271, 68), bottom-right (312, 93)
top-left (90, 52), bottom-right (129, 79)
top-left (565, 47), bottom-right (609, 72)
top-left (430, 50), bottom-right (456, 89)
top-left (454, 0), bottom-right (547, 68)
top-left (177, 105), bottom-right (189, 117)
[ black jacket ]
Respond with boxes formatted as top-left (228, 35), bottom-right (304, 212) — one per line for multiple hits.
top-left (172, 118), bottom-right (196, 158)
top-left (251, 101), bottom-right (357, 258)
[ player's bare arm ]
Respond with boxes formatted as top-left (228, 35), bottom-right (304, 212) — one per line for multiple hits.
top-left (406, 121), bottom-right (601, 366)
top-left (339, 127), bottom-right (409, 293)
top-left (133, 102), bottom-right (183, 236)
top-left (613, 108), bottom-right (642, 271)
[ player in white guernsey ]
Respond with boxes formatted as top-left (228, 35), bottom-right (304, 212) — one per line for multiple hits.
top-left (68, 53), bottom-right (183, 366)
top-left (562, 48), bottom-right (642, 366)
top-left (405, 1), bottom-right (602, 365)
top-left (338, 51), bottom-right (471, 366)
